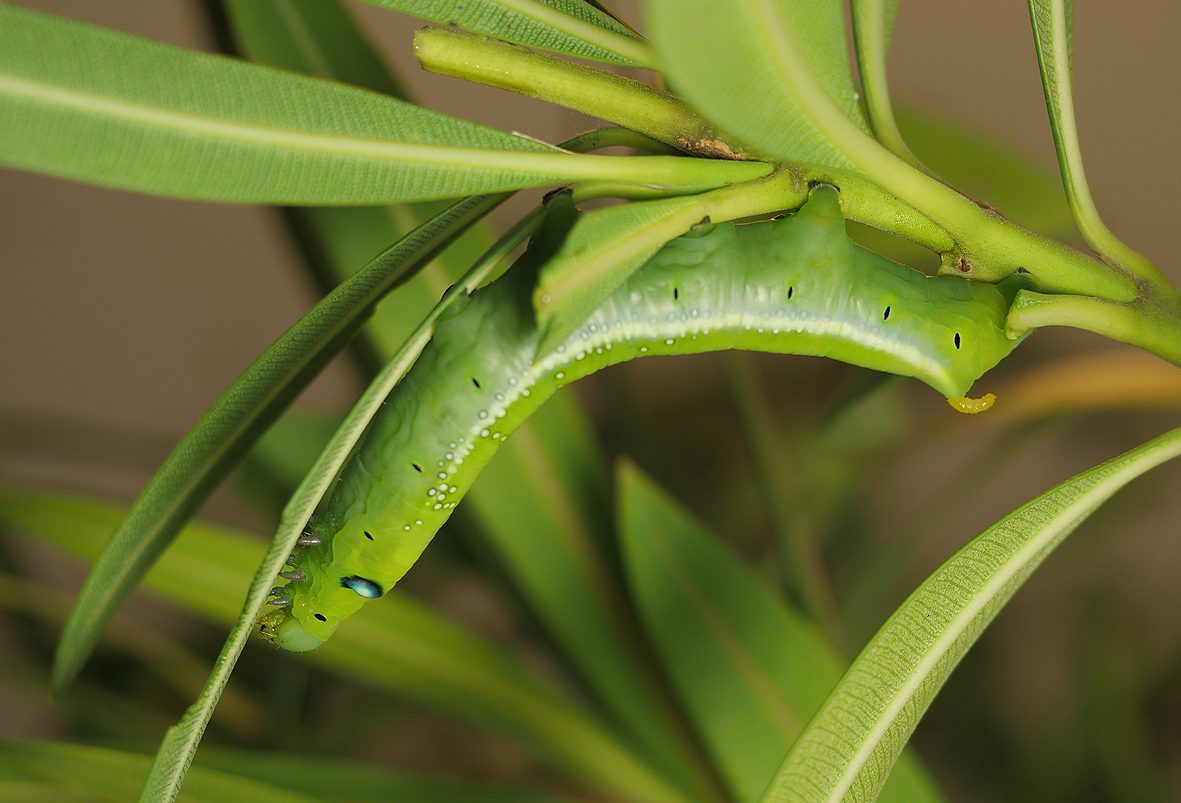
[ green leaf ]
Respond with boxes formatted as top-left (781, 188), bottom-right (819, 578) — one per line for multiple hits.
top-left (1026, 0), bottom-right (1159, 282)
top-left (195, 747), bottom-right (572, 803)
top-left (0, 5), bottom-right (760, 204)
top-left (762, 427), bottom-right (1181, 803)
top-left (0, 487), bottom-right (688, 803)
top-left (358, 0), bottom-right (654, 67)
top-left (0, 741), bottom-right (315, 803)
top-left (52, 193), bottom-right (503, 694)
top-left (850, 0), bottom-right (919, 167)
top-left (644, 0), bottom-right (869, 167)
top-left (466, 399), bottom-right (715, 799)
top-left (534, 169), bottom-right (808, 352)
top-left (616, 462), bottom-right (942, 803)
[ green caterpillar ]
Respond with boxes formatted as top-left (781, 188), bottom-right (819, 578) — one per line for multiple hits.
top-left (258, 188), bottom-right (1027, 651)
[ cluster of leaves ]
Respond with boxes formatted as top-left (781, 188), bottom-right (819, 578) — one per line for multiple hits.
top-left (0, 0), bottom-right (1179, 801)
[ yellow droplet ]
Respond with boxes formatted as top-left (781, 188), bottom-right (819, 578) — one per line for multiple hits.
top-left (947, 393), bottom-right (997, 414)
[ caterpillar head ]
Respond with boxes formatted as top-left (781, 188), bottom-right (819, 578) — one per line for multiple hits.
top-left (258, 608), bottom-right (324, 652)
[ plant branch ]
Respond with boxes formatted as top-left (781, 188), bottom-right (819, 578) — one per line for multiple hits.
top-left (1007, 288), bottom-right (1181, 366)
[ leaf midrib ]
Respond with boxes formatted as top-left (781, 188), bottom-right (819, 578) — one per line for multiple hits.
top-left (0, 73), bottom-right (560, 165)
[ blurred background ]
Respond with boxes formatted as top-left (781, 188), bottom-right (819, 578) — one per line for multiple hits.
top-left (1, 1), bottom-right (1179, 801)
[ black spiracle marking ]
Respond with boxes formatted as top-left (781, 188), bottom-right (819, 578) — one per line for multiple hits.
top-left (787, 286), bottom-right (794, 300)
top-left (412, 463), bottom-right (423, 473)
top-left (954, 332), bottom-right (962, 349)
top-left (472, 377), bottom-right (481, 389)
top-left (314, 613), bottom-right (327, 622)
top-left (364, 530), bottom-right (374, 541)
top-left (883, 305), bottom-right (891, 321)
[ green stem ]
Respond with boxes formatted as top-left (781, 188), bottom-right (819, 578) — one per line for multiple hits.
top-left (415, 28), bottom-right (746, 159)
top-left (1007, 287), bottom-right (1181, 365)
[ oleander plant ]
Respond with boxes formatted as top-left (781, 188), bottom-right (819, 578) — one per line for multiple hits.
top-left (1, 1), bottom-right (1179, 801)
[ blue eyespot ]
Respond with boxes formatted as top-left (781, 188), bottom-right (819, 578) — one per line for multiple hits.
top-left (341, 575), bottom-right (384, 599)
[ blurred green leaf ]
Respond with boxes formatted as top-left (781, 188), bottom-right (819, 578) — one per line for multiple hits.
top-left (763, 427), bottom-right (1181, 803)
top-left (616, 462), bottom-right (941, 803)
top-left (0, 741), bottom-right (315, 803)
top-left (53, 192), bottom-right (503, 695)
top-left (467, 397), bottom-right (716, 799)
top-left (645, 0), bottom-right (868, 167)
top-left (359, 0), bottom-right (653, 67)
top-left (0, 6), bottom-right (755, 204)
top-left (0, 487), bottom-right (689, 803)
top-left (0, 575), bottom-right (263, 737)
top-left (195, 746), bottom-right (573, 803)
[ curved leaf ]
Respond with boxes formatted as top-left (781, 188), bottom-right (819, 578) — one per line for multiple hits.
top-left (645, 0), bottom-right (869, 167)
top-left (1027, 0), bottom-right (1158, 281)
top-left (850, 0), bottom-right (919, 167)
top-left (762, 427), bottom-right (1181, 802)
top-left (52, 193), bottom-right (504, 694)
top-left (0, 487), bottom-right (687, 803)
top-left (0, 5), bottom-right (759, 204)
top-left (359, 0), bottom-right (654, 67)
top-left (617, 462), bottom-right (942, 803)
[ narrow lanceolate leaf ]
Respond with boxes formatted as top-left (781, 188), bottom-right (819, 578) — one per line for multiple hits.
top-left (617, 463), bottom-right (943, 803)
top-left (850, 0), bottom-right (920, 167)
top-left (358, 0), bottom-right (655, 67)
top-left (1027, 0), bottom-right (1159, 281)
top-left (534, 169), bottom-right (809, 352)
top-left (763, 427), bottom-right (1181, 803)
top-left (645, 0), bottom-right (870, 167)
top-left (0, 741), bottom-right (315, 803)
top-left (0, 488), bottom-right (686, 803)
top-left (52, 194), bottom-right (503, 694)
top-left (0, 5), bottom-right (761, 205)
